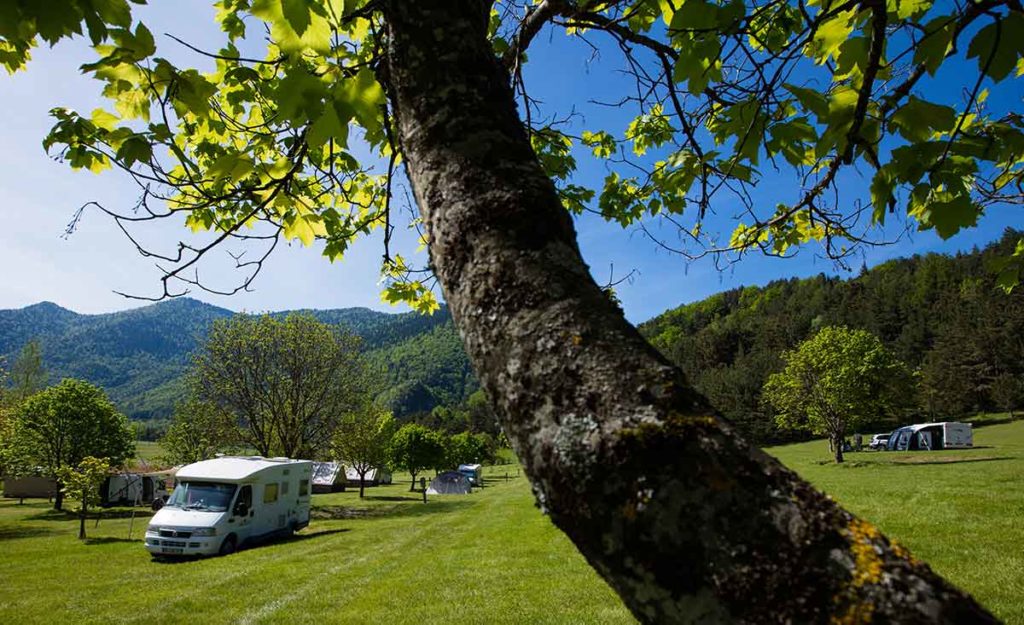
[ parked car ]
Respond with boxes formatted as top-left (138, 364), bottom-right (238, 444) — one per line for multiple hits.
top-left (868, 433), bottom-right (891, 450)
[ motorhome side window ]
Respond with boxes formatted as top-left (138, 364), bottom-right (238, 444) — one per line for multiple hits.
top-left (299, 479), bottom-right (309, 496)
top-left (281, 481), bottom-right (289, 495)
top-left (263, 483), bottom-right (278, 504)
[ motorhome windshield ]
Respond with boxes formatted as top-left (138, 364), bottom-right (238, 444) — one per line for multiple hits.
top-left (165, 481), bottom-right (237, 512)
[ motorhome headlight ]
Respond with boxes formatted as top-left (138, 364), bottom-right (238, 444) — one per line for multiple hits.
top-left (191, 527), bottom-right (217, 537)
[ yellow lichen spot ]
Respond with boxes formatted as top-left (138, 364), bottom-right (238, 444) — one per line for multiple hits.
top-left (572, 334), bottom-right (583, 346)
top-left (889, 539), bottom-right (920, 566)
top-left (846, 519), bottom-right (884, 588)
top-left (830, 519), bottom-right (884, 625)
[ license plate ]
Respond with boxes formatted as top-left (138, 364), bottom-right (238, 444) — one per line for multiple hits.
top-left (163, 548), bottom-right (183, 554)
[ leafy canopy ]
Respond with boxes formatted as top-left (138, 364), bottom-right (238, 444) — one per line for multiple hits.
top-left (388, 422), bottom-right (445, 480)
top-left (189, 312), bottom-right (368, 458)
top-left (2, 0), bottom-right (1023, 306)
top-left (331, 406), bottom-right (395, 495)
top-left (763, 325), bottom-right (912, 442)
top-left (13, 378), bottom-right (135, 475)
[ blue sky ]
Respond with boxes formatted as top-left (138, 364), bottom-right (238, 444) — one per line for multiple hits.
top-left (0, 2), bottom-right (1019, 323)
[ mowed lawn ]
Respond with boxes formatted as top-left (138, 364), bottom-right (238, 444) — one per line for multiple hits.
top-left (0, 467), bottom-right (634, 625)
top-left (1, 421), bottom-right (1022, 623)
top-left (768, 420), bottom-right (1024, 623)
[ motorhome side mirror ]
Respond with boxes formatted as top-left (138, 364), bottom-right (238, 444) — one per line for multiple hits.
top-left (234, 504), bottom-right (248, 517)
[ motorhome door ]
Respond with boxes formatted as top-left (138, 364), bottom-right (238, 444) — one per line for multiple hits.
top-left (231, 485), bottom-right (254, 543)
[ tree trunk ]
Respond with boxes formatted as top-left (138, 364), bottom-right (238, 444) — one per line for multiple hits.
top-left (834, 435), bottom-right (845, 464)
top-left (409, 471), bottom-right (417, 492)
top-left (383, 2), bottom-right (997, 622)
top-left (359, 474), bottom-right (366, 499)
top-left (54, 484), bottom-right (64, 511)
top-left (78, 501), bottom-right (86, 540)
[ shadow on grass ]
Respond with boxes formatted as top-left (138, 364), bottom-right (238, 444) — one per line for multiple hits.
top-left (84, 536), bottom-right (140, 545)
top-left (149, 528), bottom-right (352, 564)
top-left (362, 495), bottom-right (421, 502)
top-left (27, 508), bottom-right (154, 522)
top-left (891, 455), bottom-right (1013, 466)
top-left (825, 455), bottom-right (1014, 468)
top-left (312, 499), bottom-right (473, 521)
top-left (0, 525), bottom-right (57, 541)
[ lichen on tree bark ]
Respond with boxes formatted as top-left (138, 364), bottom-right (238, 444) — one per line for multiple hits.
top-left (382, 1), bottom-right (999, 622)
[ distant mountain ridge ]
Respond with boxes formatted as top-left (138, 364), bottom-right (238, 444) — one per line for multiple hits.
top-left (0, 298), bottom-right (468, 421)
top-left (5, 230), bottom-right (1022, 438)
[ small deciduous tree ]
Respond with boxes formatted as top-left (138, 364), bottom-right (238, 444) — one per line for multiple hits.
top-left (444, 431), bottom-right (497, 469)
top-left (9, 339), bottom-right (47, 404)
top-left (764, 326), bottom-right (913, 463)
top-left (160, 399), bottom-right (242, 465)
top-left (56, 456), bottom-right (111, 540)
top-left (331, 408), bottom-right (395, 498)
top-left (14, 379), bottom-right (135, 509)
top-left (388, 424), bottom-right (444, 492)
top-left (191, 313), bottom-right (367, 459)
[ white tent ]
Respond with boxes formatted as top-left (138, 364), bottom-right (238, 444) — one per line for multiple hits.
top-left (344, 466), bottom-right (392, 487)
top-left (427, 471), bottom-right (472, 495)
top-left (311, 462), bottom-right (346, 493)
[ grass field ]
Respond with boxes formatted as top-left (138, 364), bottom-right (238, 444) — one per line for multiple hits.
top-left (1, 422), bottom-right (1021, 623)
top-left (767, 420), bottom-right (1024, 622)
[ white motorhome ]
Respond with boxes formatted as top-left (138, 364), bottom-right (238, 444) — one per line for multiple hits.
top-left (145, 456), bottom-right (312, 558)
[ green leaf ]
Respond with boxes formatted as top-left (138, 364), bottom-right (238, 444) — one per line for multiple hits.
top-left (886, 0), bottom-right (932, 21)
top-left (913, 16), bottom-right (956, 76)
top-left (276, 69), bottom-right (327, 124)
top-left (90, 108), bottom-right (121, 131)
top-left (335, 68), bottom-right (385, 137)
top-left (307, 102), bottom-right (351, 148)
top-left (809, 9), bottom-right (855, 64)
top-left (784, 84), bottom-right (829, 121)
top-left (115, 88), bottom-right (150, 120)
top-left (281, 0), bottom-right (312, 37)
top-left (92, 0), bottom-right (133, 28)
top-left (115, 135), bottom-right (152, 167)
top-left (208, 153), bottom-right (255, 184)
top-left (890, 97), bottom-right (957, 142)
top-left (283, 213), bottom-right (317, 246)
top-left (967, 15), bottom-right (1024, 82)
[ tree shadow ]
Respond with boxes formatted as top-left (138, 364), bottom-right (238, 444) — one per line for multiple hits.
top-left (361, 495), bottom-right (421, 502)
top-left (276, 528), bottom-right (350, 544)
top-left (84, 536), bottom-right (141, 545)
top-left (311, 499), bottom-right (473, 521)
top-left (27, 508), bottom-right (153, 522)
top-left (0, 525), bottom-right (57, 541)
top-left (149, 528), bottom-right (351, 563)
top-left (891, 455), bottom-right (1013, 466)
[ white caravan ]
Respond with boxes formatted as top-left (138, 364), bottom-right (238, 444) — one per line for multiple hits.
top-left (887, 422), bottom-right (973, 451)
top-left (145, 456), bottom-right (312, 557)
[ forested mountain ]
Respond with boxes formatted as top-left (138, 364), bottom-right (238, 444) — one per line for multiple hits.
top-left (0, 298), bottom-right (466, 422)
top-left (4, 231), bottom-right (1022, 443)
top-left (640, 230), bottom-right (1024, 443)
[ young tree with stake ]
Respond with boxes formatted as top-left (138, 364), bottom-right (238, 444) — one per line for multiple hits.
top-left (56, 456), bottom-right (111, 540)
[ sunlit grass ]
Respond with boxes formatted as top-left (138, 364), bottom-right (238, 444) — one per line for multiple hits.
top-left (767, 419), bottom-right (1024, 623)
top-left (2, 422), bottom-right (1021, 623)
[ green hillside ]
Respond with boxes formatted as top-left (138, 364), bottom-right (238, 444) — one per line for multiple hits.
top-left (4, 230), bottom-right (1022, 439)
top-left (640, 229), bottom-right (1024, 444)
top-left (0, 299), bottom-right (470, 422)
